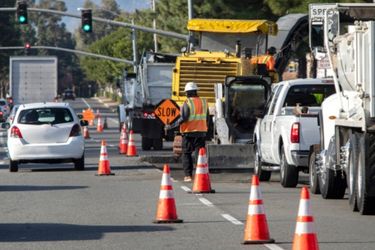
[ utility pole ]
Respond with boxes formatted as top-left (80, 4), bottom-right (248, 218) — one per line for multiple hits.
top-left (132, 19), bottom-right (138, 71)
top-left (152, 0), bottom-right (158, 53)
top-left (188, 0), bottom-right (193, 20)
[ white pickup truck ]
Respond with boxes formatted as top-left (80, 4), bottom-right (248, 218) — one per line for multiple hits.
top-left (253, 78), bottom-right (335, 187)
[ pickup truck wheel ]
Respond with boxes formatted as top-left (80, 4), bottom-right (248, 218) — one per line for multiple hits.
top-left (356, 133), bottom-right (375, 215)
top-left (142, 136), bottom-right (152, 150)
top-left (153, 138), bottom-right (163, 150)
top-left (348, 134), bottom-right (358, 211)
top-left (280, 145), bottom-right (298, 188)
top-left (254, 145), bottom-right (271, 181)
top-left (9, 160), bottom-right (18, 172)
top-left (309, 151), bottom-right (320, 194)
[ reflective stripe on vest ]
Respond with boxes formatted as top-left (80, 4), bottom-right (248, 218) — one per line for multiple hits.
top-left (180, 97), bottom-right (208, 133)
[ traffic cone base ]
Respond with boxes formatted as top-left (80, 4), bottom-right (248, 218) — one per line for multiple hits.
top-left (192, 148), bottom-right (215, 193)
top-left (153, 164), bottom-right (183, 224)
top-left (242, 175), bottom-right (274, 244)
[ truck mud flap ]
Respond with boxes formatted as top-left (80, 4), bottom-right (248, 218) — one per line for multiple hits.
top-left (207, 144), bottom-right (254, 170)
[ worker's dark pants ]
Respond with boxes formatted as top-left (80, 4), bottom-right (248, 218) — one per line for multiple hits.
top-left (182, 135), bottom-right (206, 177)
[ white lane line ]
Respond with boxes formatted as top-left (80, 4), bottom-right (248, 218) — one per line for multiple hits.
top-left (109, 117), bottom-right (119, 124)
top-left (264, 244), bottom-right (285, 250)
top-left (221, 214), bottom-right (243, 225)
top-left (181, 186), bottom-right (191, 192)
top-left (198, 197), bottom-right (214, 207)
top-left (82, 98), bottom-right (91, 108)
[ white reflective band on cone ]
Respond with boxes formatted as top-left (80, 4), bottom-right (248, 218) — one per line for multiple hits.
top-left (99, 155), bottom-right (108, 161)
top-left (295, 222), bottom-right (315, 234)
top-left (161, 174), bottom-right (172, 186)
top-left (250, 186), bottom-right (262, 200)
top-left (298, 200), bottom-right (312, 216)
top-left (159, 190), bottom-right (174, 199)
top-left (248, 204), bottom-right (265, 215)
top-left (197, 156), bottom-right (207, 165)
top-left (195, 166), bottom-right (208, 174)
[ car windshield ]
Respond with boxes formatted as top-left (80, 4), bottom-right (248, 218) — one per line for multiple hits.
top-left (18, 108), bottom-right (73, 125)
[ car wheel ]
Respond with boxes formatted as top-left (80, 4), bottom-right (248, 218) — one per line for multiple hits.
top-left (9, 160), bottom-right (18, 172)
top-left (74, 155), bottom-right (85, 171)
top-left (254, 144), bottom-right (271, 181)
top-left (280, 145), bottom-right (298, 188)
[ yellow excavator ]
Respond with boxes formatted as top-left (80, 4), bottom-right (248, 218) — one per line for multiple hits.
top-left (171, 18), bottom-right (279, 169)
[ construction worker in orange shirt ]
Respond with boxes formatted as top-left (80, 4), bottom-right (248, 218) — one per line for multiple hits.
top-left (251, 46), bottom-right (279, 82)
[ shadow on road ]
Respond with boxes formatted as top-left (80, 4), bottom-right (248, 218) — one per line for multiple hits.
top-left (0, 223), bottom-right (174, 242)
top-left (0, 185), bottom-right (88, 192)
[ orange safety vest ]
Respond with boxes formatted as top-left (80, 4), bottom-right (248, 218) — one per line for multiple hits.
top-left (250, 55), bottom-right (275, 71)
top-left (180, 97), bottom-right (208, 133)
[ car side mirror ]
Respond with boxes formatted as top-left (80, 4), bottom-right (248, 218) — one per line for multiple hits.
top-left (77, 114), bottom-right (83, 119)
top-left (80, 120), bottom-right (88, 126)
top-left (1, 122), bottom-right (10, 129)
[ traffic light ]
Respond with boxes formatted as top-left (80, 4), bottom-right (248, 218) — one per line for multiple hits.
top-left (81, 9), bottom-right (92, 33)
top-left (24, 42), bottom-right (31, 55)
top-left (17, 1), bottom-right (28, 24)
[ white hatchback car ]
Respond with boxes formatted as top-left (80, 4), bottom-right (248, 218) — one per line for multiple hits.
top-left (4, 102), bottom-right (86, 172)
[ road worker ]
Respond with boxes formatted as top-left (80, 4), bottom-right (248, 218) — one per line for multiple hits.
top-left (165, 82), bottom-right (209, 182)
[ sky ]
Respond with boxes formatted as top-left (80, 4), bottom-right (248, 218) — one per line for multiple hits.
top-left (37, 0), bottom-right (151, 32)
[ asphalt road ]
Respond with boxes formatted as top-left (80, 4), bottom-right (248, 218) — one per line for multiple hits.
top-left (0, 97), bottom-right (372, 250)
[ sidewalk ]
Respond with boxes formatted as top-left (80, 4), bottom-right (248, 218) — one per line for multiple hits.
top-left (94, 96), bottom-right (119, 111)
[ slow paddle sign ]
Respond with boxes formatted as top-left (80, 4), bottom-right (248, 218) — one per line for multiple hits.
top-left (154, 99), bottom-right (180, 125)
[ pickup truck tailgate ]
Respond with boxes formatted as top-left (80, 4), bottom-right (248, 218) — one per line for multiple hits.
top-left (299, 115), bottom-right (320, 150)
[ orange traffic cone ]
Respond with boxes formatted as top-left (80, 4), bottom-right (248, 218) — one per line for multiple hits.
top-left (192, 147), bottom-right (215, 193)
top-left (292, 187), bottom-right (319, 250)
top-left (97, 115), bottom-right (103, 132)
top-left (127, 130), bottom-right (138, 157)
top-left (243, 175), bottom-right (274, 244)
top-left (96, 140), bottom-right (115, 176)
top-left (83, 126), bottom-right (90, 139)
top-left (119, 127), bottom-right (128, 154)
top-left (153, 164), bottom-right (183, 223)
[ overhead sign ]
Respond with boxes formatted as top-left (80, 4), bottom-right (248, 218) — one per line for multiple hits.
top-left (154, 99), bottom-right (180, 125)
top-left (82, 108), bottom-right (95, 121)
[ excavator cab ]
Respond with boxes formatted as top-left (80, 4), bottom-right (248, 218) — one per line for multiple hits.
top-left (224, 76), bottom-right (270, 143)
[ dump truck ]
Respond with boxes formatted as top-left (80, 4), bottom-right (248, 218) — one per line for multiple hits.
top-left (308, 3), bottom-right (375, 215)
top-left (170, 19), bottom-right (278, 168)
top-left (9, 56), bottom-right (58, 105)
top-left (118, 52), bottom-right (176, 150)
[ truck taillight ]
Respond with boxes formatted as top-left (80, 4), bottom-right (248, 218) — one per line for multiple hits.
top-left (10, 126), bottom-right (23, 138)
top-left (290, 122), bottom-right (300, 143)
top-left (69, 124), bottom-right (81, 137)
